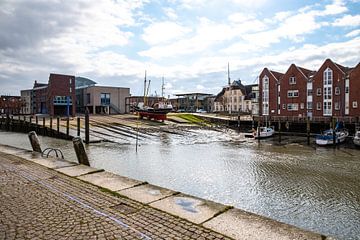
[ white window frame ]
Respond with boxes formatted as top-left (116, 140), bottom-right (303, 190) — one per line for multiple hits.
top-left (323, 67), bottom-right (333, 116)
top-left (289, 76), bottom-right (296, 85)
top-left (262, 75), bottom-right (269, 115)
top-left (353, 101), bottom-right (358, 108)
top-left (335, 102), bottom-right (340, 110)
top-left (335, 87), bottom-right (340, 95)
top-left (317, 88), bottom-right (321, 96)
top-left (287, 90), bottom-right (299, 98)
top-left (307, 102), bottom-right (312, 110)
top-left (317, 102), bottom-right (321, 110)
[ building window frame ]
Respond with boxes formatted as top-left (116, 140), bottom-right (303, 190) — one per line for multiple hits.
top-left (316, 102), bottom-right (321, 110)
top-left (353, 101), bottom-right (358, 108)
top-left (335, 87), bottom-right (340, 95)
top-left (317, 88), bottom-right (321, 96)
top-left (289, 76), bottom-right (296, 85)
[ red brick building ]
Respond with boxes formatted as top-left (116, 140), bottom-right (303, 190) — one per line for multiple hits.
top-left (259, 68), bottom-right (284, 116)
top-left (29, 73), bottom-right (76, 116)
top-left (279, 64), bottom-right (315, 118)
top-left (259, 59), bottom-right (360, 119)
top-left (348, 63), bottom-right (360, 117)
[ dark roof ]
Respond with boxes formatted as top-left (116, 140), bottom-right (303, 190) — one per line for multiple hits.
top-left (270, 70), bottom-right (284, 80)
top-left (75, 76), bottom-right (97, 88)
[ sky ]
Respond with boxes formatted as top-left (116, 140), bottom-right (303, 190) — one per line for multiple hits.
top-left (0, 0), bottom-right (359, 97)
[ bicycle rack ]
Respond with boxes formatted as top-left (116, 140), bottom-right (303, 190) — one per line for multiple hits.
top-left (41, 148), bottom-right (64, 159)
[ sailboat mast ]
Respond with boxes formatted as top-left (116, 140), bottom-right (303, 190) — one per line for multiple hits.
top-left (161, 76), bottom-right (165, 98)
top-left (143, 70), bottom-right (147, 104)
top-left (228, 62), bottom-right (230, 85)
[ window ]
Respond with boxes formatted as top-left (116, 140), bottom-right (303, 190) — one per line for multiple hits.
top-left (353, 101), bottom-right (358, 108)
top-left (307, 89), bottom-right (313, 96)
top-left (323, 102), bottom-right (332, 115)
top-left (335, 87), bottom-right (340, 95)
top-left (335, 102), bottom-right (340, 110)
top-left (287, 90), bottom-right (299, 98)
top-left (69, 87), bottom-right (72, 93)
top-left (324, 87), bottom-right (332, 100)
top-left (289, 76), bottom-right (296, 84)
top-left (69, 78), bottom-right (72, 84)
top-left (317, 102), bottom-right (321, 110)
top-left (307, 102), bottom-right (312, 110)
top-left (282, 104), bottom-right (286, 109)
top-left (287, 103), bottom-right (298, 111)
top-left (86, 93), bottom-right (90, 104)
top-left (300, 103), bottom-right (304, 109)
top-left (345, 86), bottom-right (349, 94)
top-left (100, 93), bottom-right (110, 105)
top-left (324, 68), bottom-right (333, 85)
top-left (317, 88), bottom-right (321, 96)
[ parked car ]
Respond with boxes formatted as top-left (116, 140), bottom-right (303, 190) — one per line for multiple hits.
top-left (196, 109), bottom-right (207, 113)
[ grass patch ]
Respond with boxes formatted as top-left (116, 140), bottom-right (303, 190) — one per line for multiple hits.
top-left (176, 114), bottom-right (208, 125)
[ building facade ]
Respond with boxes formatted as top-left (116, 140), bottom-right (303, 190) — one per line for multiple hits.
top-left (258, 59), bottom-right (360, 119)
top-left (20, 89), bottom-right (32, 114)
top-left (83, 86), bottom-right (130, 114)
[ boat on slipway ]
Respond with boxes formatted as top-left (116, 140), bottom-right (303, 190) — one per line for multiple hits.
top-left (253, 126), bottom-right (275, 139)
top-left (316, 122), bottom-right (349, 146)
top-left (135, 72), bottom-right (172, 121)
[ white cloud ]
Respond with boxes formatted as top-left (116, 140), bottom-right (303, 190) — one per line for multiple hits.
top-left (142, 21), bottom-right (191, 45)
top-left (321, 0), bottom-right (348, 15)
top-left (346, 29), bottom-right (360, 37)
top-left (333, 14), bottom-right (360, 26)
top-left (163, 7), bottom-right (178, 20)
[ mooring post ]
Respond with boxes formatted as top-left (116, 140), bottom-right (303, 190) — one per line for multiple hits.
top-left (57, 117), bottom-right (60, 136)
top-left (77, 117), bottom-right (80, 136)
top-left (237, 114), bottom-right (241, 131)
top-left (28, 131), bottom-right (42, 153)
top-left (332, 117), bottom-right (336, 147)
top-left (307, 117), bottom-right (310, 145)
top-left (49, 117), bottom-right (53, 136)
top-left (66, 117), bottom-right (70, 138)
top-left (257, 120), bottom-right (261, 143)
top-left (73, 137), bottom-right (90, 166)
top-left (5, 114), bottom-right (10, 131)
top-left (85, 109), bottom-right (89, 144)
top-left (42, 117), bottom-right (46, 135)
top-left (278, 120), bottom-right (281, 143)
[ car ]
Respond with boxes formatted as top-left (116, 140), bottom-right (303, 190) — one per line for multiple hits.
top-left (196, 109), bottom-right (207, 113)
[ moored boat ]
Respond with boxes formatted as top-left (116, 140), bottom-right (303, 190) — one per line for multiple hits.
top-left (135, 102), bottom-right (173, 121)
top-left (315, 128), bottom-right (349, 146)
top-left (353, 129), bottom-right (360, 147)
top-left (253, 126), bottom-right (275, 139)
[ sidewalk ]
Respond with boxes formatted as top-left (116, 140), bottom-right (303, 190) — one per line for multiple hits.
top-left (0, 150), bottom-right (228, 240)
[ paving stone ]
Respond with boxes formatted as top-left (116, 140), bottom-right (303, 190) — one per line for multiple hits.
top-left (203, 208), bottom-right (323, 240)
top-left (78, 171), bottom-right (143, 191)
top-left (118, 183), bottom-right (177, 204)
top-left (28, 157), bottom-right (77, 169)
top-left (149, 193), bottom-right (228, 224)
top-left (56, 164), bottom-right (102, 177)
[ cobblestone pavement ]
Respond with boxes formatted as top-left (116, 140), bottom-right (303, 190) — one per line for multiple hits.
top-left (0, 152), bottom-right (230, 240)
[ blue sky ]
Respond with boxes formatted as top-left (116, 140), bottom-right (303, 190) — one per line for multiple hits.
top-left (0, 0), bottom-right (359, 97)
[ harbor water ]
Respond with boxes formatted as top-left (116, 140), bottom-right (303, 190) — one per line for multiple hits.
top-left (0, 129), bottom-right (359, 239)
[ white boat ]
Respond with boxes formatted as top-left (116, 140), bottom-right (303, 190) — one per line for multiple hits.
top-left (353, 130), bottom-right (360, 147)
top-left (253, 126), bottom-right (275, 139)
top-left (315, 128), bottom-right (349, 146)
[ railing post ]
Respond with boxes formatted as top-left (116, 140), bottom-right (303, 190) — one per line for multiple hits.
top-left (57, 117), bottom-right (60, 136)
top-left (42, 117), bottom-right (46, 135)
top-left (49, 117), bottom-right (53, 136)
top-left (307, 117), bottom-right (311, 145)
top-left (73, 137), bottom-right (90, 166)
top-left (28, 131), bottom-right (42, 153)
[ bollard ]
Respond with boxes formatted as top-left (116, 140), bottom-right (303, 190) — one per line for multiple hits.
top-left (85, 109), bottom-right (89, 144)
top-left (77, 117), bottom-right (80, 137)
top-left (73, 137), bottom-right (90, 166)
top-left (66, 117), bottom-right (70, 138)
top-left (28, 131), bottom-right (42, 153)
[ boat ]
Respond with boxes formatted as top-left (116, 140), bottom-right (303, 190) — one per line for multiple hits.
top-left (353, 128), bottom-right (360, 147)
top-left (135, 72), bottom-right (173, 121)
top-left (253, 126), bottom-right (275, 139)
top-left (315, 122), bottom-right (349, 146)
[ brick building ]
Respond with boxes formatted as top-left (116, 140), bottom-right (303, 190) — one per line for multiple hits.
top-left (259, 68), bottom-right (284, 116)
top-left (259, 59), bottom-right (360, 119)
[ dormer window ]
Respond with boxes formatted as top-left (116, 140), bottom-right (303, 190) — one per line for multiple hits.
top-left (289, 76), bottom-right (296, 85)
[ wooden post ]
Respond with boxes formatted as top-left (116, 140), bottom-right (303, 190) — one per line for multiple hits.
top-left (36, 116), bottom-right (38, 126)
top-left (85, 109), bottom-right (89, 144)
top-left (66, 117), bottom-right (70, 138)
top-left (28, 131), bottom-right (42, 153)
top-left (57, 117), bottom-right (60, 136)
top-left (10, 115), bottom-right (14, 131)
top-left (73, 137), bottom-right (90, 166)
top-left (307, 117), bottom-right (310, 145)
top-left (332, 117), bottom-right (336, 147)
top-left (237, 114), bottom-right (240, 131)
top-left (5, 114), bottom-right (10, 131)
top-left (257, 120), bottom-right (261, 143)
top-left (49, 117), bottom-right (53, 136)
top-left (77, 117), bottom-right (80, 137)
top-left (42, 117), bottom-right (46, 135)
top-left (278, 120), bottom-right (281, 143)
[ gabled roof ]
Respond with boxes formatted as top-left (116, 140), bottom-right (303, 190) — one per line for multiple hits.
top-left (269, 70), bottom-right (284, 81)
top-left (297, 66), bottom-right (316, 78)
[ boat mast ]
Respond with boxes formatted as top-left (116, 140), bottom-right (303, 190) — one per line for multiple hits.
top-left (161, 76), bottom-right (165, 99)
top-left (143, 70), bottom-right (147, 104)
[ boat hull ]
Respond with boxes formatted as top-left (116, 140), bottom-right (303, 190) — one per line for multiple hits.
top-left (315, 130), bottom-right (348, 146)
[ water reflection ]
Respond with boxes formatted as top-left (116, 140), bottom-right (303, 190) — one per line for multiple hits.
top-left (0, 130), bottom-right (359, 239)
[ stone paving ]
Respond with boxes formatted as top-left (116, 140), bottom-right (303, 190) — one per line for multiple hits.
top-left (0, 152), bottom-right (230, 240)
